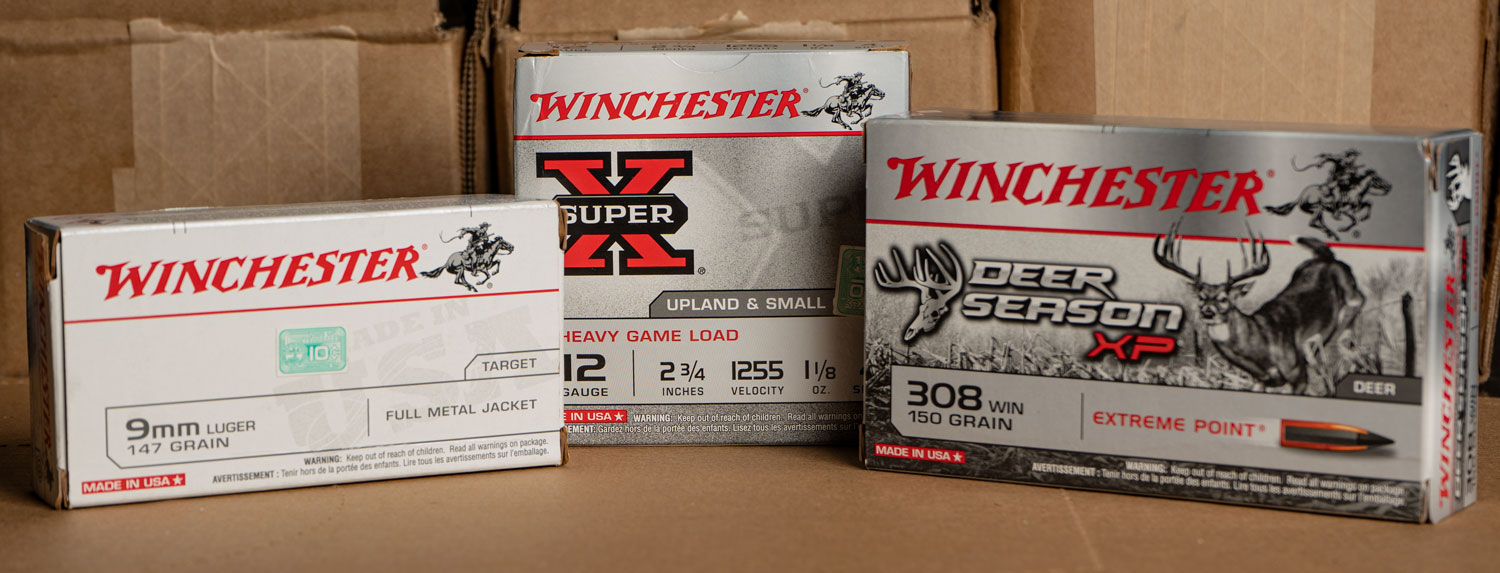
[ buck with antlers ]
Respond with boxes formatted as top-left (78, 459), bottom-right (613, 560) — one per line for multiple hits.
top-left (1153, 224), bottom-right (1365, 394)
top-left (874, 242), bottom-right (964, 343)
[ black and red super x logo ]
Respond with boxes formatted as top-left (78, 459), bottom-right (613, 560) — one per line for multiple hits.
top-left (538, 151), bottom-right (694, 275)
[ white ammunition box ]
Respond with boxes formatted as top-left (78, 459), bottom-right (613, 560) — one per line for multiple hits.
top-left (27, 196), bottom-right (565, 507)
top-left (862, 112), bottom-right (1481, 522)
top-left (514, 42), bottom-right (909, 444)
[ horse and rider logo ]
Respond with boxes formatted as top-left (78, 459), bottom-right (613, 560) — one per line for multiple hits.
top-left (1265, 149), bottom-right (1392, 240)
top-left (801, 72), bottom-right (885, 130)
top-left (421, 222), bottom-right (515, 292)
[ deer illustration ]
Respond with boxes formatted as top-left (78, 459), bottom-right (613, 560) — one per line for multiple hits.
top-left (1447, 153), bottom-right (1472, 211)
top-left (874, 242), bottom-right (964, 343)
top-left (1153, 223), bottom-right (1365, 395)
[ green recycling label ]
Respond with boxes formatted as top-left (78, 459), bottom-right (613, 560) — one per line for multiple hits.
top-left (835, 246), bottom-right (864, 317)
top-left (278, 327), bottom-right (347, 374)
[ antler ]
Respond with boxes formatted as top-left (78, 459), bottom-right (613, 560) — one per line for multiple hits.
top-left (1227, 224), bottom-right (1271, 285)
top-left (874, 243), bottom-right (963, 296)
top-left (1153, 221), bottom-right (1203, 283)
top-left (927, 243), bottom-right (964, 303)
top-left (873, 247), bottom-right (920, 291)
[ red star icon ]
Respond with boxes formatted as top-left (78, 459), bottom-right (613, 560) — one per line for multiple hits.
top-left (172, 475), bottom-right (185, 485)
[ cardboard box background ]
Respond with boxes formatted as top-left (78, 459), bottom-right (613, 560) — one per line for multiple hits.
top-left (1000, 0), bottom-right (1500, 381)
top-left (0, 1), bottom-right (1495, 563)
top-left (0, 0), bottom-right (496, 379)
top-left (493, 0), bottom-right (1000, 192)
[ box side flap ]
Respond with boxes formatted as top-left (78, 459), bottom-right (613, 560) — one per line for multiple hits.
top-left (518, 41), bottom-right (560, 56)
top-left (1475, 0), bottom-right (1498, 383)
top-left (1423, 131), bottom-right (1484, 523)
top-left (24, 222), bottom-right (65, 509)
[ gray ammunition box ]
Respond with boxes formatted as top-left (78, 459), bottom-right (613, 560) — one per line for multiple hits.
top-left (862, 111), bottom-right (1481, 522)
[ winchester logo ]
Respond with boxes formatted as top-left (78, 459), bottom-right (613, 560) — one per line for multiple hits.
top-left (539, 151), bottom-right (694, 275)
top-left (887, 157), bottom-right (1266, 215)
top-left (420, 222), bottom-right (515, 292)
top-left (1266, 150), bottom-right (1391, 240)
top-left (800, 73), bottom-right (885, 130)
top-left (527, 71), bottom-right (882, 127)
top-left (531, 89), bottom-right (803, 122)
top-left (95, 246), bottom-right (423, 301)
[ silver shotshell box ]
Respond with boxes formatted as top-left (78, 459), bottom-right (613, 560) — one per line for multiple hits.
top-left (861, 111), bottom-right (1481, 522)
top-left (514, 42), bottom-right (909, 445)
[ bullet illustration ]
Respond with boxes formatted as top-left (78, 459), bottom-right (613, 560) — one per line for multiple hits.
top-left (1280, 420), bottom-right (1394, 452)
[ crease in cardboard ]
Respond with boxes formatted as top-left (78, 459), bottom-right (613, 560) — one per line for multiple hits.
top-left (1002, 0), bottom-right (1036, 111)
top-left (617, 11), bottom-right (848, 41)
top-left (0, 19), bottom-right (129, 54)
top-left (118, 19), bottom-right (362, 212)
top-left (460, 0), bottom-right (499, 194)
top-left (518, 0), bottom-right (982, 35)
top-left (0, 18), bottom-right (449, 54)
top-left (1092, 0), bottom-right (1376, 123)
top-left (999, 0), bottom-right (1094, 114)
top-left (611, 9), bottom-right (993, 43)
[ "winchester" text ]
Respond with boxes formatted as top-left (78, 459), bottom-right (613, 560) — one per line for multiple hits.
top-left (531, 89), bottom-right (803, 122)
top-left (95, 247), bottom-right (422, 300)
top-left (888, 156), bottom-right (1266, 215)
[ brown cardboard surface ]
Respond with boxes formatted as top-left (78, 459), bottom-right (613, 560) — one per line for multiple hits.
top-left (0, 376), bottom-right (1496, 570)
top-left (1004, 0), bottom-right (1489, 126)
top-left (494, 1), bottom-right (999, 192)
top-left (509, 0), bottom-right (996, 110)
top-left (4, 1), bottom-right (444, 36)
top-left (1000, 0), bottom-right (1500, 383)
top-left (121, 20), bottom-right (365, 210)
top-left (1095, 0), bottom-right (1377, 123)
top-left (999, 0), bottom-right (1095, 115)
top-left (1370, 0), bottom-right (1490, 129)
top-left (518, 0), bottom-right (978, 34)
top-left (0, 2), bottom-right (477, 380)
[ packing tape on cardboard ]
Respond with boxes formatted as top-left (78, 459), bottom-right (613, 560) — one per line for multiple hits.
top-left (1092, 0), bottom-right (1376, 124)
top-left (115, 19), bottom-right (363, 212)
